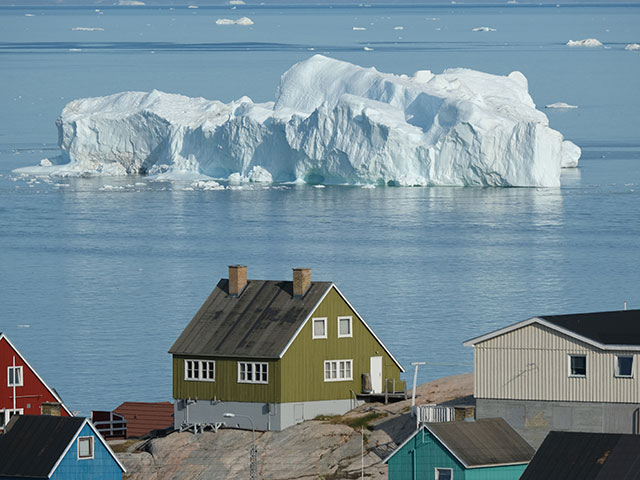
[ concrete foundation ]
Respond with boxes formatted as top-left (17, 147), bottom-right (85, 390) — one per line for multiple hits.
top-left (174, 397), bottom-right (364, 432)
top-left (477, 398), bottom-right (640, 449)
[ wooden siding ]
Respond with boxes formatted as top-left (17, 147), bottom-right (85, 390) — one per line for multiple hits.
top-left (388, 431), bottom-right (467, 480)
top-left (474, 323), bottom-right (640, 403)
top-left (50, 423), bottom-right (123, 480)
top-left (466, 465), bottom-right (528, 480)
top-left (279, 287), bottom-right (403, 403)
top-left (172, 356), bottom-right (281, 403)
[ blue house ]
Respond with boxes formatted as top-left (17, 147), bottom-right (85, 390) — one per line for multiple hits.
top-left (383, 418), bottom-right (534, 480)
top-left (0, 415), bottom-right (125, 480)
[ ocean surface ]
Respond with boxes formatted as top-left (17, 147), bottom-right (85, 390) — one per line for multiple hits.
top-left (1, 3), bottom-right (639, 415)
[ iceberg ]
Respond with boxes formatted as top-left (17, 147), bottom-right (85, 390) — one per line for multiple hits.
top-left (567, 38), bottom-right (602, 47)
top-left (216, 17), bottom-right (254, 25)
top-left (545, 102), bottom-right (577, 109)
top-left (472, 27), bottom-right (497, 32)
top-left (625, 43), bottom-right (640, 51)
top-left (21, 55), bottom-right (580, 187)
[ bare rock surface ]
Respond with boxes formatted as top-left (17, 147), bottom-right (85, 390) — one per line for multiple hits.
top-left (118, 374), bottom-right (472, 480)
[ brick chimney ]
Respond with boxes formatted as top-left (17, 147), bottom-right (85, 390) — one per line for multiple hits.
top-left (41, 402), bottom-right (62, 416)
top-left (228, 265), bottom-right (247, 297)
top-left (293, 268), bottom-right (311, 297)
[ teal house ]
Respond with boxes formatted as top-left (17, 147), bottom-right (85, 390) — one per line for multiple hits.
top-left (383, 418), bottom-right (534, 480)
top-left (0, 415), bottom-right (125, 480)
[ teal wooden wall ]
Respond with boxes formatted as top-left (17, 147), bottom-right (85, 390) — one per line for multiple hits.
top-left (50, 423), bottom-right (123, 480)
top-left (387, 429), bottom-right (527, 480)
top-left (466, 464), bottom-right (527, 480)
top-left (387, 429), bottom-right (465, 480)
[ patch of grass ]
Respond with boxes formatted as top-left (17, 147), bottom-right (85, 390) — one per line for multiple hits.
top-left (315, 411), bottom-right (387, 431)
top-left (109, 439), bottom-right (142, 453)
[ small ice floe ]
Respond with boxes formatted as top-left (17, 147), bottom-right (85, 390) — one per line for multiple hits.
top-left (190, 180), bottom-right (225, 190)
top-left (69, 48), bottom-right (82, 52)
top-left (472, 26), bottom-right (496, 32)
top-left (230, 0), bottom-right (245, 4)
top-left (188, 5), bottom-right (199, 8)
top-left (17, 324), bottom-right (31, 328)
top-left (72, 27), bottom-right (104, 31)
top-left (118, 0), bottom-right (145, 5)
top-left (24, 13), bottom-right (35, 17)
top-left (426, 17), bottom-right (440, 21)
top-left (361, 184), bottom-right (376, 189)
top-left (363, 46), bottom-right (374, 51)
top-left (394, 26), bottom-right (404, 30)
top-left (353, 26), bottom-right (367, 31)
top-left (40, 158), bottom-right (53, 166)
top-left (216, 17), bottom-right (254, 25)
top-left (307, 47), bottom-right (315, 51)
top-left (313, 184), bottom-right (325, 189)
top-left (566, 38), bottom-right (602, 47)
top-left (625, 43), bottom-right (640, 51)
top-left (545, 102), bottom-right (578, 109)
top-left (99, 184), bottom-right (126, 191)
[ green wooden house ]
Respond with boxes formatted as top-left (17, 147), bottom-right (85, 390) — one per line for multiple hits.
top-left (383, 418), bottom-right (534, 480)
top-left (169, 265), bottom-right (404, 431)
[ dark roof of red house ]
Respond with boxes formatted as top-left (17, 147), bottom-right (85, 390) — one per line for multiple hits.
top-left (113, 402), bottom-right (173, 438)
top-left (521, 431), bottom-right (640, 479)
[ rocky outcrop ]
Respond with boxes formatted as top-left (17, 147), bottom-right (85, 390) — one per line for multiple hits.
top-left (118, 374), bottom-right (472, 480)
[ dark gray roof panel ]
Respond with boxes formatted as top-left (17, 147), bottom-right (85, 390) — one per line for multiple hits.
top-left (521, 431), bottom-right (640, 479)
top-left (169, 279), bottom-right (333, 358)
top-left (540, 309), bottom-right (640, 345)
top-left (0, 415), bottom-right (85, 478)
top-left (427, 418), bottom-right (534, 467)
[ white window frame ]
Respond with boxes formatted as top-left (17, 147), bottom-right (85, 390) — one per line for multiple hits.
top-left (312, 317), bottom-right (328, 339)
top-left (568, 354), bottom-right (587, 378)
top-left (1, 408), bottom-right (24, 428)
top-left (7, 366), bottom-right (23, 387)
top-left (435, 468), bottom-right (453, 480)
top-left (615, 355), bottom-right (634, 378)
top-left (184, 359), bottom-right (215, 382)
top-left (337, 316), bottom-right (353, 338)
top-left (324, 359), bottom-right (353, 382)
top-left (77, 436), bottom-right (94, 460)
top-left (237, 362), bottom-right (269, 384)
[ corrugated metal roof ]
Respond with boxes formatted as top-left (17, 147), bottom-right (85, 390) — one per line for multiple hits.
top-left (169, 279), bottom-right (332, 358)
top-left (0, 415), bottom-right (85, 478)
top-left (541, 310), bottom-right (640, 346)
top-left (521, 431), bottom-right (640, 479)
top-left (113, 402), bottom-right (174, 438)
top-left (427, 418), bottom-right (535, 468)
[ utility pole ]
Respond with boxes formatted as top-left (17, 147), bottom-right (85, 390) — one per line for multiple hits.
top-left (411, 361), bottom-right (426, 408)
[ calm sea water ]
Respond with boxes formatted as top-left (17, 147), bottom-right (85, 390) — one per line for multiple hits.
top-left (1, 3), bottom-right (639, 415)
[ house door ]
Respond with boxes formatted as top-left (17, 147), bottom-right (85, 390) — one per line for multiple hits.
top-left (370, 356), bottom-right (383, 393)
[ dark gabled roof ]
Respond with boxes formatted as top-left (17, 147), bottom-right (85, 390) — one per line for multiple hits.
top-left (464, 309), bottom-right (640, 350)
top-left (169, 279), bottom-right (333, 358)
top-left (427, 418), bottom-right (534, 468)
top-left (540, 310), bottom-right (640, 346)
top-left (0, 415), bottom-right (85, 478)
top-left (521, 431), bottom-right (640, 479)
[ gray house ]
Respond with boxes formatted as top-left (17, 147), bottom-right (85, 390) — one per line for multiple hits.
top-left (464, 309), bottom-right (640, 448)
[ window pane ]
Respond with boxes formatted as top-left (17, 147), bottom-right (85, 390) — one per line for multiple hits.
top-left (325, 362), bottom-right (330, 380)
top-left (436, 469), bottom-right (452, 480)
top-left (618, 356), bottom-right (633, 376)
top-left (247, 363), bottom-right (253, 381)
top-left (8, 368), bottom-right (14, 385)
top-left (78, 438), bottom-right (92, 458)
top-left (571, 356), bottom-right (586, 376)
top-left (332, 362), bottom-right (337, 379)
top-left (346, 361), bottom-right (351, 379)
top-left (314, 319), bottom-right (325, 337)
top-left (339, 318), bottom-right (351, 336)
top-left (240, 363), bottom-right (246, 381)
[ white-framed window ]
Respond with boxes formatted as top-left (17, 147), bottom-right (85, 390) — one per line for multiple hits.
top-left (184, 359), bottom-right (215, 382)
top-left (238, 362), bottom-right (268, 384)
top-left (1, 408), bottom-right (23, 429)
top-left (7, 366), bottom-right (23, 387)
top-left (77, 436), bottom-right (94, 460)
top-left (324, 360), bottom-right (353, 382)
top-left (615, 355), bottom-right (634, 378)
top-left (435, 468), bottom-right (453, 480)
top-left (337, 316), bottom-right (352, 338)
top-left (569, 354), bottom-right (587, 377)
top-left (312, 317), bottom-right (327, 339)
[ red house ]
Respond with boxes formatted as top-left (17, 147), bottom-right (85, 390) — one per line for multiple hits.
top-left (1, 332), bottom-right (72, 428)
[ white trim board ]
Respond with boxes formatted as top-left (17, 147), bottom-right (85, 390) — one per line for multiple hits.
top-left (0, 333), bottom-right (74, 416)
top-left (463, 317), bottom-right (640, 352)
